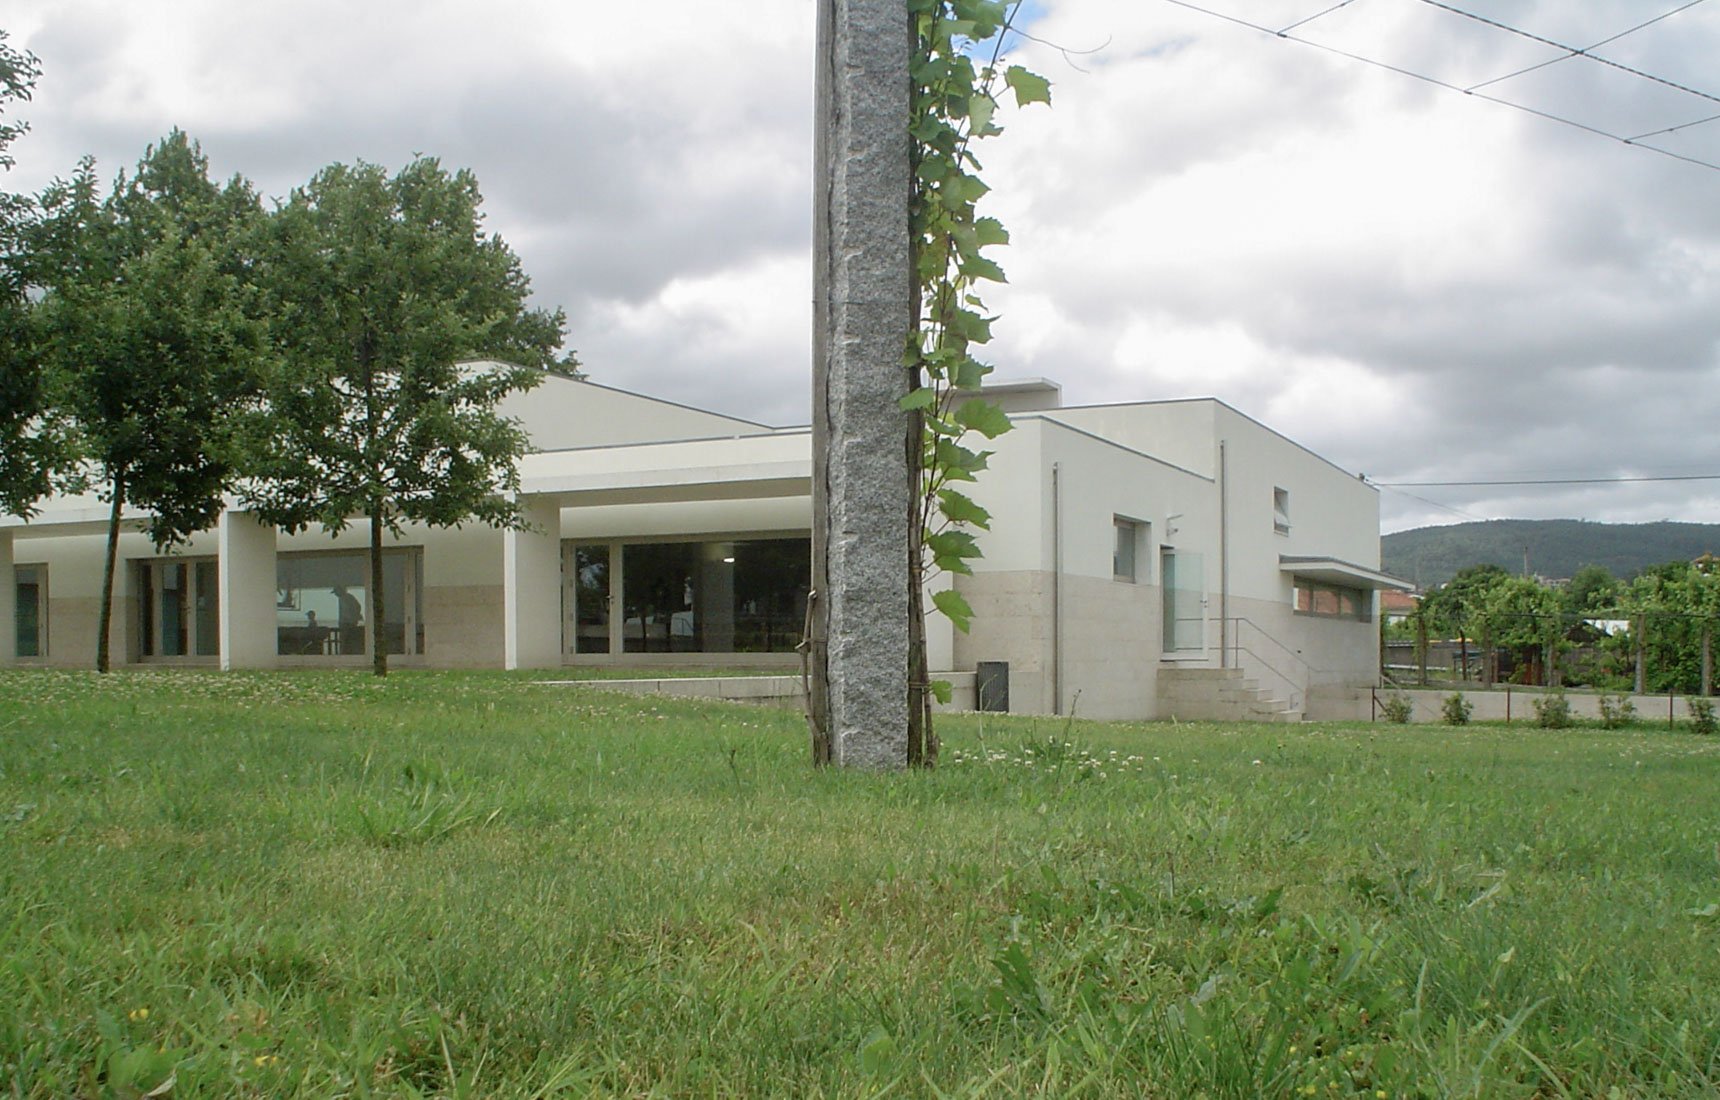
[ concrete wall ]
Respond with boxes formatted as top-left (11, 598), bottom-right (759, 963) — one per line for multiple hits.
top-left (558, 497), bottom-right (810, 542)
top-left (1212, 403), bottom-right (1381, 604)
top-left (1227, 592), bottom-right (1381, 720)
top-left (498, 372), bottom-right (776, 451)
top-left (955, 417), bottom-right (1219, 720)
top-left (421, 524), bottom-right (504, 668)
top-left (1379, 686), bottom-right (1710, 725)
top-left (956, 570), bottom-right (1056, 714)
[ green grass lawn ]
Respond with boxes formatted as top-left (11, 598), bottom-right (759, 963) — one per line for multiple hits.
top-left (2, 670), bottom-right (1718, 1098)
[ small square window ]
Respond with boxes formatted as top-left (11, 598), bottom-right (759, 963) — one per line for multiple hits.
top-left (1273, 487), bottom-right (1291, 534)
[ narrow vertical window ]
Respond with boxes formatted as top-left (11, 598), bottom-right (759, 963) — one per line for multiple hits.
top-left (14, 564), bottom-right (45, 658)
top-left (1273, 487), bottom-right (1291, 534)
top-left (1113, 518), bottom-right (1138, 582)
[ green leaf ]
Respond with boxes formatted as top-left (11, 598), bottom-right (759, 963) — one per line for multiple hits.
top-left (969, 94), bottom-right (999, 137)
top-left (946, 308), bottom-right (993, 345)
top-left (932, 590), bottom-right (975, 633)
top-left (938, 488), bottom-right (992, 528)
top-left (958, 254), bottom-right (1007, 284)
top-left (898, 387), bottom-right (939, 411)
top-left (930, 678), bottom-right (956, 703)
top-left (950, 356), bottom-right (989, 391)
top-left (954, 398), bottom-right (1012, 439)
top-left (934, 439), bottom-right (990, 480)
top-left (973, 217), bottom-right (1010, 248)
top-left (1006, 65), bottom-right (1053, 107)
top-left (927, 530), bottom-right (983, 575)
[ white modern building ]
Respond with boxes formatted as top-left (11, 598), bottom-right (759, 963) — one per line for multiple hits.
top-left (2, 372), bottom-right (1405, 720)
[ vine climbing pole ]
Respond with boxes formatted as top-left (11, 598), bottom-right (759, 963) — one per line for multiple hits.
top-left (808, 0), bottom-right (913, 768)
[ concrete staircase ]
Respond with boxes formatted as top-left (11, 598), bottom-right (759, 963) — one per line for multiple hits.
top-left (1158, 667), bottom-right (1303, 724)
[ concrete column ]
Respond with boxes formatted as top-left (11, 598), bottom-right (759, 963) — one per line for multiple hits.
top-left (218, 509), bottom-right (278, 669)
top-left (700, 542), bottom-right (736, 652)
top-left (0, 529), bottom-right (15, 664)
top-left (504, 496), bottom-right (562, 670)
top-left (810, 0), bottom-right (913, 768)
top-left (608, 540), bottom-right (624, 656)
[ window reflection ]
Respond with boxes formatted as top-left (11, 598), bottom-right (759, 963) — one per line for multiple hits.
top-left (570, 537), bottom-right (809, 655)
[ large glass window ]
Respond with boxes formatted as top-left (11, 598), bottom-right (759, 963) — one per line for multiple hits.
top-left (276, 550), bottom-right (421, 658)
top-left (14, 564), bottom-right (45, 658)
top-left (569, 537), bottom-right (807, 655)
top-left (731, 539), bottom-right (811, 652)
top-left (569, 544), bottom-right (610, 654)
top-left (138, 557), bottom-right (219, 659)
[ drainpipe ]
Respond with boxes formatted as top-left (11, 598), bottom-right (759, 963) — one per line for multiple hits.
top-left (1051, 462), bottom-right (1062, 716)
top-left (1219, 439), bottom-right (1229, 668)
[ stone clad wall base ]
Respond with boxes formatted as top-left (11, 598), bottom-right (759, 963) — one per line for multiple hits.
top-left (1158, 668), bottom-right (1304, 723)
top-left (424, 586), bottom-right (505, 668)
top-left (42, 596), bottom-right (106, 668)
top-left (957, 571), bottom-right (1161, 720)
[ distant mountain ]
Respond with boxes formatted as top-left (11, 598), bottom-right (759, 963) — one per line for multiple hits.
top-left (1381, 520), bottom-right (1720, 589)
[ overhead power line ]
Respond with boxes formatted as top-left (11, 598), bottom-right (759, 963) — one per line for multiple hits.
top-left (1377, 473), bottom-right (1720, 488)
top-left (1418, 0), bottom-right (1720, 103)
top-left (1160, 0), bottom-right (1720, 173)
top-left (1457, 0), bottom-right (1711, 93)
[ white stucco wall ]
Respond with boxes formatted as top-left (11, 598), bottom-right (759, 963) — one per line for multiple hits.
top-left (954, 417), bottom-right (1220, 719)
top-left (498, 372), bottom-right (777, 451)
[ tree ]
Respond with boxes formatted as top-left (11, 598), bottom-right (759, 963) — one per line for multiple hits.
top-left (0, 31), bottom-right (69, 519)
top-left (1420, 563), bottom-right (1509, 682)
top-left (240, 157), bottom-right (566, 676)
top-left (31, 133), bottom-right (267, 670)
top-left (1561, 564), bottom-right (1618, 617)
top-left (1480, 573), bottom-right (1564, 685)
top-left (1612, 560), bottom-right (1720, 695)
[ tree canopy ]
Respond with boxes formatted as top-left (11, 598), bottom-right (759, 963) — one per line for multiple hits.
top-left (239, 156), bottom-right (567, 675)
top-left (31, 132), bottom-right (268, 669)
top-left (0, 30), bottom-right (64, 519)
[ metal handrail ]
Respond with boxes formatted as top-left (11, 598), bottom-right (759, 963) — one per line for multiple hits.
top-left (1222, 617), bottom-right (1318, 714)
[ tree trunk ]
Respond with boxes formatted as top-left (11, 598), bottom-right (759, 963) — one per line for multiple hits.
top-left (1634, 614), bottom-right (1647, 695)
top-left (95, 470), bottom-right (126, 674)
top-left (1415, 612), bottom-right (1429, 687)
top-left (370, 501), bottom-right (387, 677)
top-left (1703, 621), bottom-right (1712, 697)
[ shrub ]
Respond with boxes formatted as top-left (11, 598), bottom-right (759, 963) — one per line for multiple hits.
top-left (1690, 696), bottom-right (1716, 736)
top-left (1379, 694), bottom-right (1412, 724)
top-left (1441, 692), bottom-right (1472, 726)
top-left (1598, 693), bottom-right (1636, 730)
top-left (1532, 692), bottom-right (1572, 729)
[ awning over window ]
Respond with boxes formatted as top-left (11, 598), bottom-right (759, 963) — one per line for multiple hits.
top-left (1280, 556), bottom-right (1413, 591)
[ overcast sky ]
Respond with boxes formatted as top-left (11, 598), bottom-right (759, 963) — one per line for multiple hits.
top-left (6, 0), bottom-right (1720, 533)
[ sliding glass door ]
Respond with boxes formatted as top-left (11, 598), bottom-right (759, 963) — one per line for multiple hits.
top-left (138, 558), bottom-right (219, 660)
